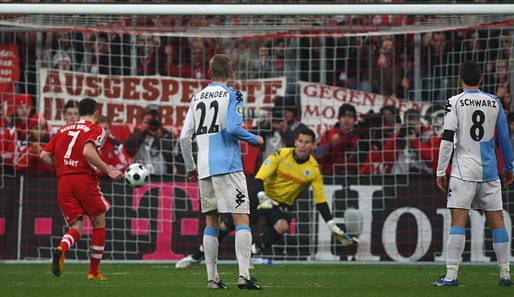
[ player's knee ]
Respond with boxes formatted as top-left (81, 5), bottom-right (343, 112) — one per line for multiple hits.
top-left (221, 215), bottom-right (235, 232)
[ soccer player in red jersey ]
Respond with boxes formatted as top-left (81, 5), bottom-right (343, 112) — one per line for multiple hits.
top-left (40, 97), bottom-right (124, 280)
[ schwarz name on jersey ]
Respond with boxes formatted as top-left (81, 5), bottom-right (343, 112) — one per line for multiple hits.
top-left (459, 98), bottom-right (497, 108)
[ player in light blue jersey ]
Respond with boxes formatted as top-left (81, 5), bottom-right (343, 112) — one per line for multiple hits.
top-left (432, 61), bottom-right (514, 287)
top-left (180, 54), bottom-right (264, 290)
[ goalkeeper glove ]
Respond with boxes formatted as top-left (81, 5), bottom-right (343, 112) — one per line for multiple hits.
top-left (257, 191), bottom-right (278, 210)
top-left (327, 220), bottom-right (357, 246)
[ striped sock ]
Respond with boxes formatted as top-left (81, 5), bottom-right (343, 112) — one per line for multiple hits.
top-left (89, 227), bottom-right (106, 275)
top-left (59, 229), bottom-right (80, 254)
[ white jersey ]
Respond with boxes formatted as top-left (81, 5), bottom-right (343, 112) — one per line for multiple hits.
top-left (180, 82), bottom-right (258, 179)
top-left (437, 89), bottom-right (514, 181)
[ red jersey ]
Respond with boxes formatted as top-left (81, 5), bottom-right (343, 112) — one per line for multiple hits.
top-left (44, 120), bottom-right (105, 177)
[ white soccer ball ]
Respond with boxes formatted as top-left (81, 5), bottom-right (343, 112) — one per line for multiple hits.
top-left (124, 163), bottom-right (150, 188)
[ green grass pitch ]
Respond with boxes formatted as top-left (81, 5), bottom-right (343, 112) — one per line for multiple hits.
top-left (0, 263), bottom-right (512, 297)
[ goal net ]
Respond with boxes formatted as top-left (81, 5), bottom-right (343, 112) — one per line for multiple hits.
top-left (1, 5), bottom-right (514, 263)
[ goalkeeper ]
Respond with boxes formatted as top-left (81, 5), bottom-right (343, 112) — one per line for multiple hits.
top-left (176, 126), bottom-right (356, 269)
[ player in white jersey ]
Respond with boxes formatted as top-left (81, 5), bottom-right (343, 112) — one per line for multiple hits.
top-left (432, 61), bottom-right (514, 287)
top-left (180, 54), bottom-right (264, 290)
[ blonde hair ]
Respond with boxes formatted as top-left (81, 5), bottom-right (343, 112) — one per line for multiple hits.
top-left (209, 54), bottom-right (232, 81)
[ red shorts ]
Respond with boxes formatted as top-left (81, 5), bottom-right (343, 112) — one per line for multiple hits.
top-left (57, 174), bottom-right (111, 225)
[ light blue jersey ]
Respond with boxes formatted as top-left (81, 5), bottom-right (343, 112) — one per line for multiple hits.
top-left (437, 90), bottom-right (514, 181)
top-left (180, 82), bottom-right (258, 179)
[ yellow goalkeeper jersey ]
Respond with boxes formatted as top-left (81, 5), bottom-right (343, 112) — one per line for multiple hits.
top-left (255, 147), bottom-right (327, 206)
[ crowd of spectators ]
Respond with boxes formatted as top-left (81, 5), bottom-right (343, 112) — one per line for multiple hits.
top-left (0, 9), bottom-right (513, 178)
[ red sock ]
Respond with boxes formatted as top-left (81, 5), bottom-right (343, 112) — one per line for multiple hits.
top-left (59, 229), bottom-right (80, 254)
top-left (89, 227), bottom-right (106, 275)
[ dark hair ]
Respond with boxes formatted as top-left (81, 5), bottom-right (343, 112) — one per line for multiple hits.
top-left (403, 108), bottom-right (421, 122)
top-left (459, 61), bottom-right (481, 86)
top-left (295, 126), bottom-right (316, 142)
top-left (380, 105), bottom-right (401, 124)
top-left (63, 99), bottom-right (79, 112)
top-left (338, 103), bottom-right (357, 118)
top-left (78, 97), bottom-right (98, 116)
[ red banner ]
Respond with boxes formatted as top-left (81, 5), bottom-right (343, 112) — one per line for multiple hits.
top-left (38, 68), bottom-right (286, 128)
top-left (299, 81), bottom-right (433, 137)
top-left (0, 44), bottom-right (19, 94)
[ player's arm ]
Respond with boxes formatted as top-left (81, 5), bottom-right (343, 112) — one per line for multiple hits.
top-left (40, 151), bottom-right (55, 167)
top-left (495, 104), bottom-right (514, 187)
top-left (436, 99), bottom-right (457, 193)
top-left (179, 105), bottom-right (197, 180)
top-left (84, 141), bottom-right (123, 180)
top-left (255, 152), bottom-right (281, 210)
top-left (312, 165), bottom-right (356, 246)
top-left (226, 91), bottom-right (262, 146)
top-left (40, 135), bottom-right (56, 167)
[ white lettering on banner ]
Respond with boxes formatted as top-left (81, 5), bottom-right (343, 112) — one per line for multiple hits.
top-left (434, 208), bottom-right (451, 262)
top-left (311, 184), bottom-right (514, 263)
top-left (129, 182), bottom-right (200, 260)
top-left (382, 208), bottom-right (432, 262)
top-left (314, 184), bottom-right (342, 261)
top-left (349, 185), bottom-right (382, 261)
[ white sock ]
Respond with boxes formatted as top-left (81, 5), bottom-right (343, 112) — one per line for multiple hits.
top-left (235, 225), bottom-right (252, 279)
top-left (203, 233), bottom-right (219, 282)
top-left (446, 233), bottom-right (465, 280)
top-left (493, 242), bottom-right (510, 279)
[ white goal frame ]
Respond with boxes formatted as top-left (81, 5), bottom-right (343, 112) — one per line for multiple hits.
top-left (1, 3), bottom-right (514, 16)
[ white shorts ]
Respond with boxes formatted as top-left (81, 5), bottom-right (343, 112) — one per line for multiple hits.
top-left (447, 177), bottom-right (503, 211)
top-left (199, 171), bottom-right (250, 214)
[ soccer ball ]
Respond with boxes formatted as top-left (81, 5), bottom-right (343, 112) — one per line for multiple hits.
top-left (124, 163), bottom-right (150, 188)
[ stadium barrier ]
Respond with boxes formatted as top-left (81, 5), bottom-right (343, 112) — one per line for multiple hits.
top-left (1, 174), bottom-right (512, 263)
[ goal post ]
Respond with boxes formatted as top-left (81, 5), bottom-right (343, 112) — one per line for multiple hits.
top-left (1, 5), bottom-right (514, 263)
top-left (1, 3), bottom-right (514, 15)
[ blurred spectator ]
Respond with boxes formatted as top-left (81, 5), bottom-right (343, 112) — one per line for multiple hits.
top-left (420, 31), bottom-right (449, 102)
top-left (52, 51), bottom-right (72, 71)
top-left (96, 115), bottom-right (130, 176)
top-left (335, 36), bottom-right (372, 92)
top-left (359, 105), bottom-right (401, 174)
top-left (189, 41), bottom-right (210, 80)
top-left (44, 31), bottom-right (77, 71)
top-left (50, 99), bottom-right (80, 136)
top-left (483, 59), bottom-right (510, 110)
top-left (371, 38), bottom-right (406, 97)
top-left (16, 31), bottom-right (38, 98)
top-left (10, 94), bottom-right (47, 141)
top-left (371, 105), bottom-right (401, 151)
top-left (270, 38), bottom-right (287, 77)
top-left (163, 42), bottom-right (186, 77)
top-left (251, 107), bottom-right (287, 162)
top-left (10, 122), bottom-right (54, 175)
top-left (274, 96), bottom-right (307, 147)
top-left (62, 99), bottom-right (80, 124)
top-left (251, 45), bottom-right (273, 79)
top-left (313, 103), bottom-right (365, 175)
top-left (507, 112), bottom-right (514, 153)
top-left (392, 108), bottom-right (439, 174)
top-left (424, 104), bottom-right (446, 138)
top-left (124, 104), bottom-right (179, 175)
top-left (78, 33), bottom-right (114, 75)
top-left (136, 35), bottom-right (163, 75)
